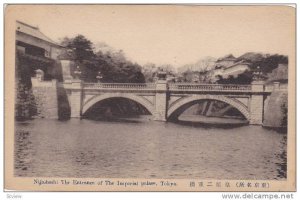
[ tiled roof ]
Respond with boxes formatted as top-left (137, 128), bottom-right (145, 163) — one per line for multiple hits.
top-left (16, 20), bottom-right (61, 47)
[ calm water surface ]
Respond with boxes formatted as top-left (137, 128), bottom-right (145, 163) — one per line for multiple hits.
top-left (15, 116), bottom-right (287, 179)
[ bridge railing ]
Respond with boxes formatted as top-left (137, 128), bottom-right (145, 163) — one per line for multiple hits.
top-left (83, 82), bottom-right (156, 90)
top-left (265, 83), bottom-right (287, 92)
top-left (83, 82), bottom-right (254, 92)
top-left (60, 81), bottom-right (274, 92)
top-left (168, 83), bottom-right (252, 92)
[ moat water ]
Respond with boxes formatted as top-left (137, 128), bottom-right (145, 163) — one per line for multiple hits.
top-left (14, 115), bottom-right (287, 179)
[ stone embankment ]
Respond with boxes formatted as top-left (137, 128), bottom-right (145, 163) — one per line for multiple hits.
top-left (263, 90), bottom-right (288, 128)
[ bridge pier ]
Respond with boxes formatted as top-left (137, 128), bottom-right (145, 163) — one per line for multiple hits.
top-left (249, 95), bottom-right (264, 125)
top-left (70, 79), bottom-right (82, 118)
top-left (249, 82), bottom-right (264, 125)
top-left (154, 80), bottom-right (168, 121)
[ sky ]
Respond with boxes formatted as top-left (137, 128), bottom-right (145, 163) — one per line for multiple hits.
top-left (7, 5), bottom-right (295, 67)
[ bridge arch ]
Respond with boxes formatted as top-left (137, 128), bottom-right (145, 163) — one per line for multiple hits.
top-left (82, 93), bottom-right (155, 116)
top-left (167, 95), bottom-right (250, 121)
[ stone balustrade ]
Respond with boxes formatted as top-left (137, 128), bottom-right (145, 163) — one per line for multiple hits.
top-left (264, 82), bottom-right (288, 92)
top-left (83, 82), bottom-right (156, 90)
top-left (56, 81), bottom-right (287, 94)
top-left (78, 82), bottom-right (262, 92)
top-left (169, 83), bottom-right (252, 92)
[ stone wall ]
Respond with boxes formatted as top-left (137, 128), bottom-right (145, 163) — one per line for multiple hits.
top-left (31, 78), bottom-right (58, 119)
top-left (263, 90), bottom-right (288, 128)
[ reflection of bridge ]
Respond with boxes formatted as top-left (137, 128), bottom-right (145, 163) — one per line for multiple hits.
top-left (59, 80), bottom-right (278, 125)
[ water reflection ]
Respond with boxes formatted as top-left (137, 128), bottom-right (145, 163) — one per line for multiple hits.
top-left (276, 135), bottom-right (287, 179)
top-left (14, 127), bottom-right (35, 176)
top-left (176, 115), bottom-right (248, 129)
top-left (14, 117), bottom-right (287, 179)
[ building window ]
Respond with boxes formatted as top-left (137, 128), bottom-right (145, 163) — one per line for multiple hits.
top-left (16, 41), bottom-right (45, 57)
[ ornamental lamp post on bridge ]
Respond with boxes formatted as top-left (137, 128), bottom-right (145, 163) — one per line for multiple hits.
top-left (96, 71), bottom-right (103, 83)
top-left (58, 48), bottom-right (75, 82)
top-left (253, 66), bottom-right (264, 81)
top-left (157, 68), bottom-right (167, 81)
top-left (74, 65), bottom-right (82, 80)
top-left (155, 68), bottom-right (168, 91)
top-left (251, 66), bottom-right (265, 92)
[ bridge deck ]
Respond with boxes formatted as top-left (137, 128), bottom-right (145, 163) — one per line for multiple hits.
top-left (58, 82), bottom-right (276, 93)
top-left (81, 83), bottom-right (268, 93)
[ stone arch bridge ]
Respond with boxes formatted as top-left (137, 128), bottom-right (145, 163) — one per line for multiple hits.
top-left (56, 80), bottom-right (277, 125)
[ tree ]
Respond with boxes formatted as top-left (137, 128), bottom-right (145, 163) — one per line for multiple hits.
top-left (250, 54), bottom-right (288, 74)
top-left (95, 50), bottom-right (145, 83)
top-left (60, 35), bottom-right (98, 81)
top-left (182, 69), bottom-right (194, 82)
top-left (60, 35), bottom-right (145, 83)
top-left (15, 81), bottom-right (36, 120)
top-left (61, 35), bottom-right (95, 62)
